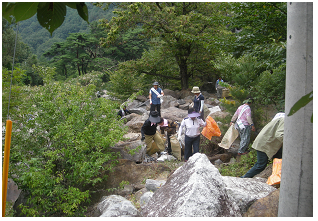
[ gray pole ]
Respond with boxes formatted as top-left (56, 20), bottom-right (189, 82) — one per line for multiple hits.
top-left (278, 2), bottom-right (313, 217)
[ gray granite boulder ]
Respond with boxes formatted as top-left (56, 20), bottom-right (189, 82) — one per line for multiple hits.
top-left (98, 195), bottom-right (139, 217)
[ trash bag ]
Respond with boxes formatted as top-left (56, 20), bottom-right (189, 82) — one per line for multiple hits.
top-left (201, 116), bottom-right (221, 140)
top-left (266, 158), bottom-right (282, 186)
top-left (149, 132), bottom-right (166, 155)
top-left (170, 135), bottom-right (182, 160)
top-left (218, 124), bottom-right (239, 149)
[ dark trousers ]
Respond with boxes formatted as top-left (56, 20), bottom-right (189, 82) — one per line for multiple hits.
top-left (184, 135), bottom-right (200, 161)
top-left (150, 104), bottom-right (161, 116)
top-left (242, 147), bottom-right (283, 178)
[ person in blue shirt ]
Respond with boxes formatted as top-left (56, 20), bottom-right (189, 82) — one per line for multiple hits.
top-left (191, 86), bottom-right (205, 119)
top-left (149, 81), bottom-right (164, 117)
top-left (215, 77), bottom-right (224, 99)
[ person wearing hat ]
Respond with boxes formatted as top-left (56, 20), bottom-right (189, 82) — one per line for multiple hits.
top-left (149, 81), bottom-right (164, 117)
top-left (178, 108), bottom-right (207, 161)
top-left (191, 86), bottom-right (205, 120)
top-left (158, 118), bottom-right (178, 155)
top-left (215, 77), bottom-right (224, 99)
top-left (230, 97), bottom-right (256, 155)
top-left (141, 111), bottom-right (165, 156)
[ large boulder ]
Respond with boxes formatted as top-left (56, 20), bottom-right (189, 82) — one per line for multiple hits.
top-left (161, 107), bottom-right (188, 122)
top-left (243, 189), bottom-right (280, 217)
top-left (97, 195), bottom-right (139, 217)
top-left (160, 95), bottom-right (178, 109)
top-left (111, 139), bottom-right (146, 163)
top-left (222, 176), bottom-right (277, 214)
top-left (141, 153), bottom-right (242, 217)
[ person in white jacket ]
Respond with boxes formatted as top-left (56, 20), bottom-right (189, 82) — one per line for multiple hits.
top-left (178, 108), bottom-right (206, 162)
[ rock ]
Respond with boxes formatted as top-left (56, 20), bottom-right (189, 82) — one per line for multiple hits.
top-left (116, 185), bottom-right (135, 197)
top-left (97, 195), bottom-right (139, 217)
top-left (222, 176), bottom-right (277, 214)
top-left (129, 108), bottom-right (148, 115)
top-left (145, 179), bottom-right (166, 192)
top-left (178, 103), bottom-right (190, 110)
top-left (163, 89), bottom-right (179, 99)
top-left (160, 95), bottom-right (179, 109)
top-left (140, 192), bottom-right (154, 208)
top-left (6, 178), bottom-right (21, 203)
top-left (209, 106), bottom-right (222, 114)
top-left (125, 114), bottom-right (145, 133)
top-left (209, 110), bottom-right (230, 119)
top-left (141, 153), bottom-right (241, 217)
top-left (134, 187), bottom-right (148, 203)
top-left (243, 189), bottom-right (280, 217)
top-left (136, 95), bottom-right (148, 102)
top-left (161, 107), bottom-right (188, 122)
top-left (112, 140), bottom-right (146, 163)
top-left (214, 159), bottom-right (223, 165)
top-left (122, 132), bottom-right (140, 142)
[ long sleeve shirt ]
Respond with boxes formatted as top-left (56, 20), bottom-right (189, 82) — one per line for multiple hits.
top-left (141, 119), bottom-right (157, 137)
top-left (178, 117), bottom-right (207, 138)
top-left (231, 104), bottom-right (253, 126)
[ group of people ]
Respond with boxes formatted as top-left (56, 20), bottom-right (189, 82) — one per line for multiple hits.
top-left (141, 82), bottom-right (207, 162)
top-left (123, 80), bottom-right (283, 179)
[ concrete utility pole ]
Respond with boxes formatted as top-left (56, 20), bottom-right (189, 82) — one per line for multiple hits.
top-left (278, 2), bottom-right (313, 217)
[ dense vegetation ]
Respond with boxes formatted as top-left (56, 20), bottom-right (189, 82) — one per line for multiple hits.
top-left (2, 2), bottom-right (287, 216)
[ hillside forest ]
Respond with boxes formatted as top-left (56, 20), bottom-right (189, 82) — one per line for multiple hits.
top-left (2, 2), bottom-right (288, 216)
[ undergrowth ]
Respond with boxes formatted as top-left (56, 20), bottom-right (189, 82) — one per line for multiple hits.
top-left (218, 148), bottom-right (257, 177)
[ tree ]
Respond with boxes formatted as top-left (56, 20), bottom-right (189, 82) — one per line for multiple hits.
top-left (98, 2), bottom-right (230, 89)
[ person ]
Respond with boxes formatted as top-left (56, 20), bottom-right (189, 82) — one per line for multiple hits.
top-left (178, 108), bottom-right (207, 162)
top-left (191, 86), bottom-right (205, 120)
top-left (215, 77), bottom-right (224, 99)
top-left (241, 113), bottom-right (285, 178)
top-left (158, 118), bottom-right (178, 155)
top-left (117, 106), bottom-right (131, 119)
top-left (230, 97), bottom-right (256, 155)
top-left (149, 81), bottom-right (164, 117)
top-left (141, 111), bottom-right (165, 156)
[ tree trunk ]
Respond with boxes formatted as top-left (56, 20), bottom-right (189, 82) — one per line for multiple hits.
top-left (177, 56), bottom-right (189, 90)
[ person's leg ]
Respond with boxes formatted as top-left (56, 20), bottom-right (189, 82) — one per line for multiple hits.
top-left (184, 136), bottom-right (193, 161)
top-left (167, 135), bottom-right (172, 154)
top-left (192, 135), bottom-right (200, 154)
top-left (238, 126), bottom-right (251, 154)
top-left (150, 104), bottom-right (156, 112)
top-left (157, 104), bottom-right (161, 117)
top-left (242, 150), bottom-right (268, 178)
top-left (153, 132), bottom-right (165, 152)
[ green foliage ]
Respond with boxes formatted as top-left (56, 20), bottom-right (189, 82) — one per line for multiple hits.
top-left (106, 60), bottom-right (147, 101)
top-left (8, 76), bottom-right (126, 216)
top-left (98, 2), bottom-right (231, 89)
top-left (3, 2), bottom-right (89, 35)
top-left (219, 149), bottom-right (257, 177)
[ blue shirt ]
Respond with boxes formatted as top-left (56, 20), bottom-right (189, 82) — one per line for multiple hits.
top-left (150, 87), bottom-right (162, 105)
top-left (193, 93), bottom-right (204, 112)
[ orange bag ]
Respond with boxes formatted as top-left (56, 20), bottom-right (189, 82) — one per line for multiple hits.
top-left (201, 116), bottom-right (221, 140)
top-left (266, 158), bottom-right (282, 185)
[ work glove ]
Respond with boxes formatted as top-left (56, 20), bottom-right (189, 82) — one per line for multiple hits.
top-left (177, 136), bottom-right (182, 142)
top-left (157, 94), bottom-right (163, 98)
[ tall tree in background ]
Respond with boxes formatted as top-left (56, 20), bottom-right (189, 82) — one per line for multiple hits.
top-left (98, 2), bottom-right (230, 89)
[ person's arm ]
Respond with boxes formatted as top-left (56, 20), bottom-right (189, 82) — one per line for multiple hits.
top-left (246, 114), bottom-right (256, 131)
top-left (141, 120), bottom-right (148, 140)
top-left (199, 100), bottom-right (204, 113)
top-left (230, 111), bottom-right (238, 126)
top-left (149, 90), bottom-right (152, 104)
top-left (178, 120), bottom-right (185, 139)
top-left (199, 118), bottom-right (207, 127)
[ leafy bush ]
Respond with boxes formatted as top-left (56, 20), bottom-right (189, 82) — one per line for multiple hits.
top-left (8, 79), bottom-right (126, 216)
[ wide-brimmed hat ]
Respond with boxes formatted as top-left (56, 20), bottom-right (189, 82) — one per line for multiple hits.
top-left (191, 86), bottom-right (201, 93)
top-left (149, 111), bottom-right (161, 123)
top-left (153, 81), bottom-right (159, 86)
top-left (188, 108), bottom-right (200, 118)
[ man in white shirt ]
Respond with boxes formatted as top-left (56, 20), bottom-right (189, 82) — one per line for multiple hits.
top-left (178, 108), bottom-right (207, 162)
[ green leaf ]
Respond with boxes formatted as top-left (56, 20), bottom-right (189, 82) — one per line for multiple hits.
top-left (2, 2), bottom-right (16, 22)
top-left (76, 3), bottom-right (89, 23)
top-left (37, 2), bottom-right (66, 35)
top-left (64, 2), bottom-right (78, 9)
top-left (13, 2), bottom-right (38, 22)
top-left (287, 91), bottom-right (313, 117)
